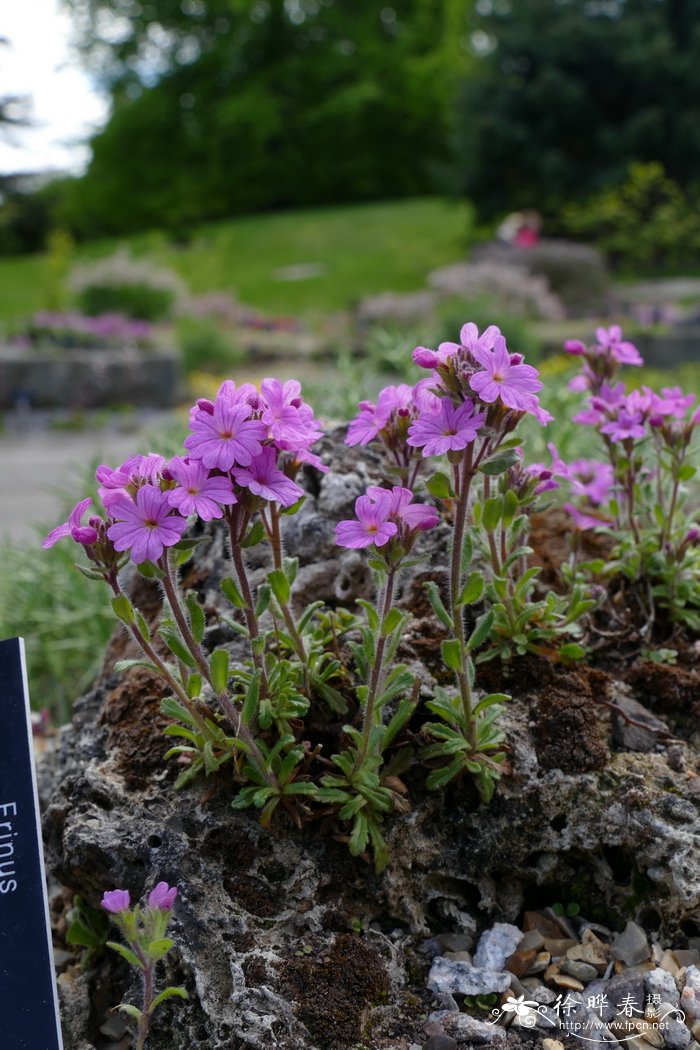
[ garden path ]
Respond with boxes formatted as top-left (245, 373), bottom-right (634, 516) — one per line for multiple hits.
top-left (1, 410), bottom-right (176, 544)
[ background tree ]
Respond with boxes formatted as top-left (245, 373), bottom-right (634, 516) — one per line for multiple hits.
top-left (458, 0), bottom-right (700, 219)
top-left (58, 0), bottom-right (468, 237)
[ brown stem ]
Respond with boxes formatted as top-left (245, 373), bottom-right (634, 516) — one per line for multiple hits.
top-left (264, 506), bottom-right (309, 679)
top-left (450, 452), bottom-right (477, 751)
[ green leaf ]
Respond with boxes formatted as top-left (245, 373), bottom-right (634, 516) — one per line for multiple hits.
top-left (461, 531), bottom-right (473, 572)
top-left (114, 658), bottom-right (159, 674)
top-left (210, 648), bottom-right (230, 693)
top-left (66, 919), bottom-right (102, 948)
top-left (242, 521), bottom-right (265, 548)
top-left (268, 569), bottom-right (290, 605)
top-left (423, 581), bottom-right (452, 629)
top-left (75, 564), bottom-right (107, 582)
top-left (473, 692), bottom-right (510, 717)
top-left (467, 609), bottom-right (494, 651)
top-left (117, 1004), bottom-right (143, 1022)
top-left (147, 938), bottom-right (174, 961)
top-left (558, 642), bottom-right (586, 661)
top-left (282, 496), bottom-right (306, 516)
top-left (111, 595), bottom-right (135, 625)
top-left (502, 488), bottom-right (520, 527)
top-left (479, 448), bottom-right (520, 475)
top-left (458, 572), bottom-right (484, 607)
top-left (241, 672), bottom-right (260, 725)
top-left (160, 630), bottom-right (197, 668)
top-left (136, 559), bottom-right (165, 580)
top-left (255, 583), bottom-right (271, 618)
top-left (356, 599), bottom-right (379, 631)
top-left (678, 463), bottom-right (696, 481)
top-left (221, 577), bottom-right (248, 610)
top-left (482, 497), bottom-right (503, 532)
top-left (186, 672), bottom-right (202, 699)
top-left (185, 592), bottom-right (205, 644)
top-left (381, 607), bottom-right (403, 637)
top-left (150, 986), bottom-right (189, 1012)
top-left (426, 471), bottom-right (454, 499)
top-left (106, 941), bottom-right (143, 970)
top-left (441, 638), bottom-right (463, 672)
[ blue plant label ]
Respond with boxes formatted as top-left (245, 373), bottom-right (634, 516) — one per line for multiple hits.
top-left (0, 637), bottom-right (64, 1049)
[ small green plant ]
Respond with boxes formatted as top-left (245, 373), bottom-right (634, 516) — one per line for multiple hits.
top-left (101, 883), bottom-right (187, 1050)
top-left (66, 895), bottom-right (111, 968)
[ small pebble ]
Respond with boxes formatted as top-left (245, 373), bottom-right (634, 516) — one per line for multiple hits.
top-left (543, 906), bottom-right (578, 940)
top-left (675, 950), bottom-right (700, 968)
top-left (645, 965), bottom-right (680, 1007)
top-left (560, 959), bottom-right (599, 982)
top-left (523, 911), bottom-right (563, 940)
top-left (505, 947), bottom-right (538, 977)
top-left (525, 950), bottom-right (551, 975)
top-left (552, 973), bottom-right (584, 991)
top-left (517, 929), bottom-right (545, 952)
top-left (544, 937), bottom-right (578, 956)
top-left (662, 949), bottom-right (682, 976)
top-left (542, 1041), bottom-right (565, 1050)
top-left (442, 950), bottom-right (472, 964)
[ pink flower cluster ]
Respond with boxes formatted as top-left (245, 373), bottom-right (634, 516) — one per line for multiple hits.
top-left (101, 882), bottom-right (178, 914)
top-left (574, 382), bottom-right (700, 444)
top-left (412, 322), bottom-right (551, 426)
top-left (545, 443), bottom-right (615, 531)
top-left (335, 486), bottom-right (439, 550)
top-left (42, 377), bottom-right (325, 566)
top-left (565, 325), bottom-right (643, 395)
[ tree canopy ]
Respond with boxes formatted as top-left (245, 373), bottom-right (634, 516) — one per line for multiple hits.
top-left (459, 0), bottom-right (700, 218)
top-left (59, 0), bottom-right (466, 237)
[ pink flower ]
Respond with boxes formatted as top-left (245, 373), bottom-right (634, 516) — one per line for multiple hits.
top-left (600, 409), bottom-right (646, 442)
top-left (97, 454), bottom-right (167, 509)
top-left (346, 385), bottom-right (414, 446)
top-left (566, 459), bottom-right (614, 505)
top-left (595, 325), bottom-right (643, 366)
top-left (564, 503), bottom-right (612, 531)
top-left (185, 400), bottom-right (267, 470)
top-left (101, 889), bottom-right (131, 914)
top-left (260, 377), bottom-right (321, 445)
top-left (407, 398), bottom-right (485, 457)
top-left (233, 447), bottom-right (304, 506)
top-left (167, 458), bottom-right (237, 521)
top-left (335, 493), bottom-right (398, 549)
top-left (346, 399), bottom-right (391, 446)
top-left (366, 485), bottom-right (440, 532)
top-left (148, 882), bottom-right (178, 911)
top-left (469, 334), bottom-right (542, 410)
top-left (42, 497), bottom-right (98, 549)
top-left (412, 343), bottom-right (458, 369)
top-left (108, 485), bottom-right (188, 564)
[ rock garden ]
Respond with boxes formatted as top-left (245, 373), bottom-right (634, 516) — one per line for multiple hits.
top-left (35, 319), bottom-right (700, 1050)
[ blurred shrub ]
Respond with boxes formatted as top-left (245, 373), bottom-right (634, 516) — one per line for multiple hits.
top-left (42, 229), bottom-right (74, 311)
top-left (559, 162), bottom-right (700, 271)
top-left (471, 240), bottom-right (608, 317)
top-left (18, 311), bottom-right (153, 350)
top-left (70, 250), bottom-right (185, 321)
top-left (177, 317), bottom-right (245, 375)
top-left (427, 260), bottom-right (565, 321)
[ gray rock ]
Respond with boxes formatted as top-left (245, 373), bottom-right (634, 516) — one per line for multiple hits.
top-left (422, 1036), bottom-right (457, 1050)
top-left (683, 966), bottom-right (700, 1021)
top-left (473, 922), bottom-right (522, 971)
top-left (561, 959), bottom-right (599, 983)
top-left (612, 921), bottom-right (651, 966)
top-left (611, 692), bottom-right (670, 752)
top-left (452, 1013), bottom-right (507, 1043)
top-left (427, 956), bottom-right (511, 997)
top-left (656, 1000), bottom-right (691, 1049)
top-left (645, 966), bottom-right (680, 1007)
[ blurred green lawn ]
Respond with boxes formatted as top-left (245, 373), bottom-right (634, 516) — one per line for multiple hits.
top-left (0, 197), bottom-right (474, 324)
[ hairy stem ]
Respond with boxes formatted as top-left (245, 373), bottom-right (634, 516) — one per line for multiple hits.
top-left (263, 506), bottom-right (309, 679)
top-left (354, 567), bottom-right (397, 771)
top-left (450, 451), bottom-right (477, 750)
top-left (135, 960), bottom-right (154, 1050)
